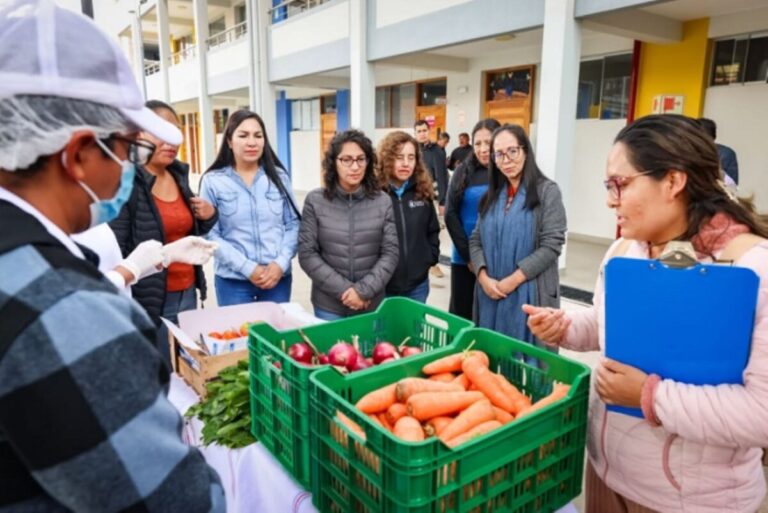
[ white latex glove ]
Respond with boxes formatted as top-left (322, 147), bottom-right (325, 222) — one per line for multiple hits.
top-left (118, 240), bottom-right (163, 286)
top-left (161, 236), bottom-right (218, 267)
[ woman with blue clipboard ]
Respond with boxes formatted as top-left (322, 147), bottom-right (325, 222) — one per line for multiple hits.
top-left (523, 115), bottom-right (768, 513)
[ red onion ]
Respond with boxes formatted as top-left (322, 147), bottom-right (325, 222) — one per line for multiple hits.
top-left (288, 342), bottom-right (313, 364)
top-left (317, 353), bottom-right (330, 365)
top-left (400, 346), bottom-right (422, 357)
top-left (372, 342), bottom-right (398, 364)
top-left (379, 357), bottom-right (396, 364)
top-left (328, 342), bottom-right (359, 370)
top-left (350, 358), bottom-right (371, 372)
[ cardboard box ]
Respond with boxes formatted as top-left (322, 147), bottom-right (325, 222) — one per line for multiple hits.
top-left (164, 302), bottom-right (322, 397)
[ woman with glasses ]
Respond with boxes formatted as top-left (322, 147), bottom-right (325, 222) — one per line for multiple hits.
top-left (299, 129), bottom-right (399, 320)
top-left (468, 124), bottom-right (567, 358)
top-left (376, 131), bottom-right (440, 303)
top-left (524, 115), bottom-right (768, 513)
top-left (444, 118), bottom-right (501, 319)
top-left (200, 109), bottom-right (300, 307)
top-left (110, 99), bottom-right (218, 364)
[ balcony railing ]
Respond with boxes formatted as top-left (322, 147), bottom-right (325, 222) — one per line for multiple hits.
top-left (144, 59), bottom-right (161, 76)
top-left (206, 21), bottom-right (248, 50)
top-left (171, 45), bottom-right (197, 65)
top-left (269, 0), bottom-right (332, 23)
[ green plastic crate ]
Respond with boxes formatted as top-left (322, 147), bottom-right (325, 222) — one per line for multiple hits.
top-left (308, 327), bottom-right (591, 513)
top-left (248, 298), bottom-right (473, 489)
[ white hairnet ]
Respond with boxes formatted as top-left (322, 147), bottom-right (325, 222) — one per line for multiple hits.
top-left (0, 94), bottom-right (136, 171)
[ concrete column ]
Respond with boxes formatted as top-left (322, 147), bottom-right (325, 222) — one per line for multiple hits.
top-left (192, 0), bottom-right (216, 170)
top-left (349, 0), bottom-right (375, 134)
top-left (251, 0), bottom-right (277, 138)
top-left (129, 10), bottom-right (147, 99)
top-left (156, 0), bottom-right (171, 103)
top-left (536, 0), bottom-right (581, 266)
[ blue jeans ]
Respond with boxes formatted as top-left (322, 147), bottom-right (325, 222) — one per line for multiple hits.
top-left (387, 278), bottom-right (430, 304)
top-left (157, 286), bottom-right (198, 367)
top-left (313, 307), bottom-right (344, 321)
top-left (214, 274), bottom-right (293, 307)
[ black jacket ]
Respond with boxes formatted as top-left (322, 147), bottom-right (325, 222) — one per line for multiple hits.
top-left (448, 145), bottom-right (473, 170)
top-left (385, 179), bottom-right (441, 295)
top-left (109, 160), bottom-right (218, 325)
top-left (420, 142), bottom-right (448, 205)
top-left (445, 157), bottom-right (489, 263)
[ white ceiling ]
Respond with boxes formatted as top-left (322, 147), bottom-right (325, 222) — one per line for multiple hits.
top-left (430, 29), bottom-right (543, 58)
top-left (641, 0), bottom-right (768, 21)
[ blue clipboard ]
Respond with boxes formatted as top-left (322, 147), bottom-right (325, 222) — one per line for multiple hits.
top-left (605, 256), bottom-right (759, 418)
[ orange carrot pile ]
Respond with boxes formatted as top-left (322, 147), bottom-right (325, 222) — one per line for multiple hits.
top-left (345, 348), bottom-right (571, 448)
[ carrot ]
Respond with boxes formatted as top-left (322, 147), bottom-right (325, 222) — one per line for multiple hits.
top-left (424, 416), bottom-right (454, 437)
top-left (355, 383), bottom-right (397, 413)
top-left (516, 384), bottom-right (571, 419)
top-left (429, 372), bottom-right (456, 383)
top-left (445, 420), bottom-right (502, 448)
top-left (407, 391), bottom-right (485, 421)
top-left (439, 399), bottom-right (496, 441)
top-left (462, 355), bottom-right (516, 413)
top-left (336, 411), bottom-right (365, 440)
top-left (422, 350), bottom-right (490, 375)
top-left (451, 373), bottom-right (470, 390)
top-left (386, 402), bottom-right (408, 425)
top-left (368, 413), bottom-right (383, 427)
top-left (494, 374), bottom-right (532, 413)
top-left (378, 412), bottom-right (393, 432)
top-left (395, 378), bottom-right (463, 402)
top-left (393, 416), bottom-right (425, 442)
top-left (493, 406), bottom-right (515, 424)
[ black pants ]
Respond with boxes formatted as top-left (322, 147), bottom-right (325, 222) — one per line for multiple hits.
top-left (449, 264), bottom-right (475, 321)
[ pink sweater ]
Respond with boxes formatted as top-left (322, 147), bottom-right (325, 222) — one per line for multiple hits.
top-left (564, 238), bottom-right (768, 513)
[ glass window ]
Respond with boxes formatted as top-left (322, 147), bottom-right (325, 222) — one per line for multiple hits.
top-left (577, 59), bottom-right (603, 119)
top-left (487, 68), bottom-right (531, 101)
top-left (745, 35), bottom-right (768, 82)
top-left (208, 17), bottom-right (226, 37)
top-left (375, 87), bottom-right (390, 128)
top-left (291, 101), bottom-right (301, 130)
top-left (420, 80), bottom-right (447, 106)
top-left (235, 4), bottom-right (247, 25)
top-left (601, 53), bottom-right (632, 119)
top-left (712, 39), bottom-right (736, 85)
top-left (322, 94), bottom-right (337, 114)
top-left (391, 84), bottom-right (416, 128)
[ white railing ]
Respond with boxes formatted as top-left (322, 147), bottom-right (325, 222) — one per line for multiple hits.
top-left (144, 60), bottom-right (161, 76)
top-left (171, 45), bottom-right (197, 65)
top-left (269, 0), bottom-right (332, 23)
top-left (206, 21), bottom-right (248, 50)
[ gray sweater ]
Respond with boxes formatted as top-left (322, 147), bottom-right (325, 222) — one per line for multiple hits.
top-left (298, 187), bottom-right (399, 316)
top-left (469, 179), bottom-right (567, 309)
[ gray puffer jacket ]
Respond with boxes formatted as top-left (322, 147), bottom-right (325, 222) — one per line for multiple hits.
top-left (298, 187), bottom-right (399, 316)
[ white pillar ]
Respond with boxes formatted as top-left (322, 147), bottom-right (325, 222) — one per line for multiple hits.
top-left (156, 0), bottom-right (172, 103)
top-left (349, 0), bottom-right (375, 133)
top-left (192, 0), bottom-right (216, 170)
top-left (536, 0), bottom-right (581, 267)
top-left (129, 10), bottom-right (147, 99)
top-left (250, 0), bottom-right (277, 137)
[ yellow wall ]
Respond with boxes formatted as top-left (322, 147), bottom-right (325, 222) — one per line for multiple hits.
top-left (635, 18), bottom-right (711, 118)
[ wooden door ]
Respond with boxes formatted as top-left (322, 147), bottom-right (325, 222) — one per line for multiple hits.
top-left (320, 112), bottom-right (337, 181)
top-left (485, 97), bottom-right (532, 132)
top-left (483, 65), bottom-right (535, 134)
top-left (415, 105), bottom-right (446, 141)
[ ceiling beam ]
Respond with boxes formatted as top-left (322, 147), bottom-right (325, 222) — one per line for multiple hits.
top-left (378, 53), bottom-right (470, 73)
top-left (582, 9), bottom-right (682, 44)
top-left (174, 0), bottom-right (232, 8)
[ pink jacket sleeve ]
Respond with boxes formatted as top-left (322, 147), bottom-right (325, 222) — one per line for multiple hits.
top-left (654, 242), bottom-right (768, 448)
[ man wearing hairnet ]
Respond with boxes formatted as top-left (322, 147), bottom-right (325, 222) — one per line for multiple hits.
top-left (0, 1), bottom-right (225, 512)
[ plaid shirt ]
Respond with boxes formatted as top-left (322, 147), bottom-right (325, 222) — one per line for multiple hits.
top-left (0, 201), bottom-right (225, 512)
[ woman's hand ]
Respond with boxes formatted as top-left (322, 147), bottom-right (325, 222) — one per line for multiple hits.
top-left (341, 287), bottom-right (369, 310)
top-left (499, 269), bottom-right (526, 295)
top-left (190, 196), bottom-right (215, 221)
top-left (521, 304), bottom-right (571, 345)
top-left (251, 262), bottom-right (283, 290)
top-left (595, 357), bottom-right (648, 408)
top-left (478, 269), bottom-right (507, 300)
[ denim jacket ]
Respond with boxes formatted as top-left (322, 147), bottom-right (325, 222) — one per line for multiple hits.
top-left (200, 166), bottom-right (299, 281)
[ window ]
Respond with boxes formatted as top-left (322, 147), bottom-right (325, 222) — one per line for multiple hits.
top-left (235, 4), bottom-right (247, 25)
top-left (291, 99), bottom-right (320, 131)
top-left (576, 53), bottom-right (632, 120)
top-left (711, 33), bottom-right (768, 85)
top-left (321, 95), bottom-right (336, 114)
top-left (208, 17), bottom-right (226, 37)
top-left (375, 82), bottom-right (426, 128)
top-left (419, 80), bottom-right (447, 106)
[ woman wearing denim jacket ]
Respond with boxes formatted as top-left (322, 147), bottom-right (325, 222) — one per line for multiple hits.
top-left (200, 110), bottom-right (300, 306)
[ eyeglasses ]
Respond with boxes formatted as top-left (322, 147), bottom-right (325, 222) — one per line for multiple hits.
top-left (337, 156), bottom-right (368, 168)
top-left (493, 146), bottom-right (523, 163)
top-left (101, 134), bottom-right (156, 166)
top-left (603, 170), bottom-right (657, 201)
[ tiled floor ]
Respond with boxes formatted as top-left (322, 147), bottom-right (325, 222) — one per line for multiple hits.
top-left (193, 183), bottom-right (767, 512)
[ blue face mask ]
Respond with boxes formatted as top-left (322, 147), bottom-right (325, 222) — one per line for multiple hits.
top-left (78, 139), bottom-right (136, 228)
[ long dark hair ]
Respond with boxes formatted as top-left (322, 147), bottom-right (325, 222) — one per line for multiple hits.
top-left (322, 129), bottom-right (379, 200)
top-left (456, 118), bottom-right (501, 199)
top-left (205, 109), bottom-right (286, 188)
top-left (615, 114), bottom-right (768, 243)
top-left (479, 124), bottom-right (548, 216)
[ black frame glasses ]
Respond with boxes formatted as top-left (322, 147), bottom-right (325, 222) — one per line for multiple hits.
top-left (101, 134), bottom-right (156, 166)
top-left (492, 146), bottom-right (523, 163)
top-left (337, 156), bottom-right (368, 168)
